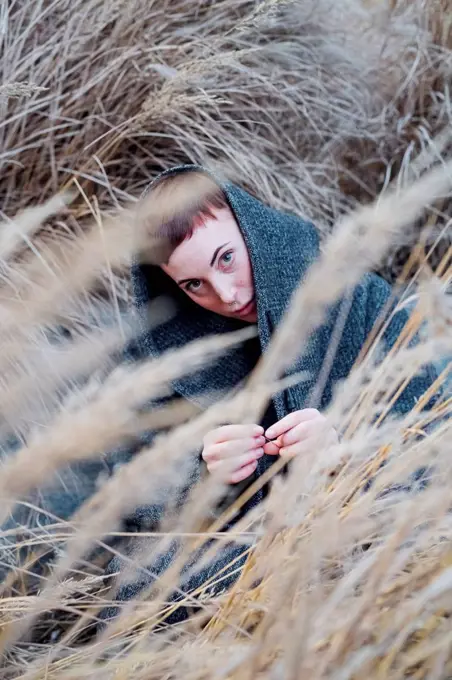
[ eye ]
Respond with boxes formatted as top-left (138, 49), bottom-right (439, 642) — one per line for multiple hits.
top-left (186, 279), bottom-right (202, 293)
top-left (220, 250), bottom-right (234, 267)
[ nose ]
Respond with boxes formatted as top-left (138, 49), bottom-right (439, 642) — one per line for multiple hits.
top-left (213, 276), bottom-right (238, 305)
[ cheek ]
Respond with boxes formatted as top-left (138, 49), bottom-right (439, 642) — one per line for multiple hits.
top-left (187, 290), bottom-right (219, 312)
top-left (239, 256), bottom-right (254, 288)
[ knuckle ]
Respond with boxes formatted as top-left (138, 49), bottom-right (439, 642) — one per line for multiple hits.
top-left (307, 408), bottom-right (321, 416)
top-left (202, 446), bottom-right (216, 462)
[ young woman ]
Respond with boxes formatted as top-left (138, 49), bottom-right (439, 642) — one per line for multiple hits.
top-left (136, 167), bottom-right (346, 487)
top-left (133, 164), bottom-right (435, 475)
top-left (99, 164), bottom-right (439, 624)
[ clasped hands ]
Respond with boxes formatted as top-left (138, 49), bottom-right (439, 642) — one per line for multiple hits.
top-left (202, 409), bottom-right (338, 484)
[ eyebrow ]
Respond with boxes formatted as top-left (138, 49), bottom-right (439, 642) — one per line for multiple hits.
top-left (177, 242), bottom-right (230, 285)
top-left (210, 242), bottom-right (230, 267)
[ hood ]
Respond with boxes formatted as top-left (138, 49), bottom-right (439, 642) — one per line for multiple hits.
top-left (131, 165), bottom-right (320, 413)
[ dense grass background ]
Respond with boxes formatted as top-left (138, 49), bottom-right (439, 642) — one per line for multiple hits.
top-left (2, 0), bottom-right (451, 276)
top-left (0, 0), bottom-right (451, 678)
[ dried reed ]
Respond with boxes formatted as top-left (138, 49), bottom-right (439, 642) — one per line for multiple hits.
top-left (1, 1), bottom-right (451, 678)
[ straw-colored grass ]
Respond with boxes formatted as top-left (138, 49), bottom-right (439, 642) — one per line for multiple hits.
top-left (0, 0), bottom-right (451, 678)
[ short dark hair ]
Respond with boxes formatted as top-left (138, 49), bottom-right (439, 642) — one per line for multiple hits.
top-left (149, 171), bottom-right (229, 250)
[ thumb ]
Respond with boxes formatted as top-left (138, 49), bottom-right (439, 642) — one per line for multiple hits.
top-left (264, 440), bottom-right (280, 456)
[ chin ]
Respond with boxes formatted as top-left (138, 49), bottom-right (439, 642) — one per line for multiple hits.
top-left (241, 311), bottom-right (257, 323)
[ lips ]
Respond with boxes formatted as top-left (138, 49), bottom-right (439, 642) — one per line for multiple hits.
top-left (235, 297), bottom-right (256, 317)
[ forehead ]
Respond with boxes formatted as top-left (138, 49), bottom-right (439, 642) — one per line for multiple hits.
top-left (165, 207), bottom-right (242, 274)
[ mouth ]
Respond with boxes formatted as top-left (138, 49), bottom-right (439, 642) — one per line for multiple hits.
top-left (235, 297), bottom-right (256, 317)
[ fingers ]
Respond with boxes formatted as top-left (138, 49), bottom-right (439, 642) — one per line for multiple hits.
top-left (204, 424), bottom-right (263, 446)
top-left (263, 440), bottom-right (280, 456)
top-left (279, 426), bottom-right (338, 458)
top-left (264, 410), bottom-right (338, 459)
top-left (202, 414), bottom-right (337, 482)
top-left (202, 436), bottom-right (266, 463)
top-left (207, 449), bottom-right (264, 480)
top-left (279, 438), bottom-right (317, 458)
top-left (202, 423), bottom-right (266, 484)
top-left (230, 460), bottom-right (258, 484)
top-left (277, 421), bottom-right (311, 447)
top-left (265, 409), bottom-right (320, 440)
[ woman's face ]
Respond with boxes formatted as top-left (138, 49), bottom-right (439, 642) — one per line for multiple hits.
top-left (162, 207), bottom-right (257, 323)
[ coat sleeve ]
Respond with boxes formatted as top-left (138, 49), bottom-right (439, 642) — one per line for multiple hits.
top-left (359, 273), bottom-right (441, 417)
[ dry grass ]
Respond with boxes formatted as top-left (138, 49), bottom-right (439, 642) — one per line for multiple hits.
top-left (1, 2), bottom-right (452, 243)
top-left (0, 0), bottom-right (451, 678)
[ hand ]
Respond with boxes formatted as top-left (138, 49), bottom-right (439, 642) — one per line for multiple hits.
top-left (263, 409), bottom-right (338, 458)
top-left (202, 424), bottom-right (266, 484)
